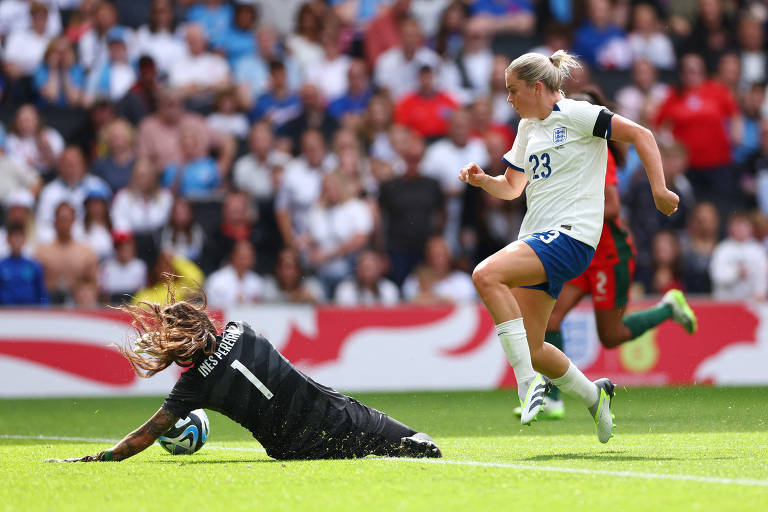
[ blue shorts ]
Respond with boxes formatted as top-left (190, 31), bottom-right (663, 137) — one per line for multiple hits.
top-left (521, 230), bottom-right (595, 298)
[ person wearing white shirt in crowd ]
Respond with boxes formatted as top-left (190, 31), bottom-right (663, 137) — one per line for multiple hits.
top-left (422, 108), bottom-right (490, 253)
top-left (159, 198), bottom-right (206, 264)
top-left (206, 88), bottom-right (250, 140)
top-left (615, 58), bottom-right (669, 125)
top-left (36, 146), bottom-right (110, 244)
top-left (169, 23), bottom-right (230, 102)
top-left (0, 143), bottom-right (41, 201)
top-left (402, 236), bottom-right (475, 302)
top-left (627, 2), bottom-right (675, 70)
top-left (285, 3), bottom-right (324, 75)
top-left (134, 0), bottom-right (186, 75)
top-left (275, 130), bottom-right (332, 251)
top-left (111, 159), bottom-right (173, 235)
top-left (262, 247), bottom-right (325, 303)
top-left (738, 15), bottom-right (766, 87)
top-left (82, 188), bottom-right (114, 261)
top-left (440, 16), bottom-right (494, 104)
top-left (489, 55), bottom-right (517, 127)
top-left (306, 171), bottom-right (374, 295)
top-left (305, 26), bottom-right (351, 102)
top-left (99, 231), bottom-right (147, 303)
top-left (233, 121), bottom-right (291, 202)
top-left (374, 17), bottom-right (440, 101)
top-left (85, 27), bottom-right (136, 105)
top-left (0, 0), bottom-right (61, 39)
top-left (6, 103), bottom-right (64, 177)
top-left (3, 2), bottom-right (52, 79)
top-left (78, 1), bottom-right (133, 73)
top-left (334, 250), bottom-right (400, 306)
top-left (205, 240), bottom-right (265, 307)
top-left (710, 212), bottom-right (768, 301)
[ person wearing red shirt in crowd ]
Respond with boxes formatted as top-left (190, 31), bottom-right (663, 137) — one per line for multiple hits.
top-left (527, 90), bottom-right (699, 421)
top-left (394, 65), bottom-right (457, 139)
top-left (654, 53), bottom-right (741, 218)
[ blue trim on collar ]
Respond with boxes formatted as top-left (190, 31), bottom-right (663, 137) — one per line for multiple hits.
top-left (553, 103), bottom-right (561, 111)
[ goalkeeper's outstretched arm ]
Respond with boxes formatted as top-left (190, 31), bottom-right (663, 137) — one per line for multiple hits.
top-left (46, 407), bottom-right (178, 462)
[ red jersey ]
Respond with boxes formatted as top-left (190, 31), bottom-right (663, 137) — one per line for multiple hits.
top-left (653, 81), bottom-right (738, 169)
top-left (590, 151), bottom-right (635, 267)
top-left (394, 91), bottom-right (458, 138)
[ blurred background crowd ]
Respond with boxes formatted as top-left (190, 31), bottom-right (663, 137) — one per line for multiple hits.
top-left (1, 0), bottom-right (767, 308)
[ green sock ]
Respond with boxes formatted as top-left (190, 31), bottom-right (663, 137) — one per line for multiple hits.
top-left (622, 304), bottom-right (673, 339)
top-left (544, 330), bottom-right (562, 401)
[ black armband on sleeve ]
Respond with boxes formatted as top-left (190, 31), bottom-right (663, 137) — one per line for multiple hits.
top-left (592, 108), bottom-right (614, 140)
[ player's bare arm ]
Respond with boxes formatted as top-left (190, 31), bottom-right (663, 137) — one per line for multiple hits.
top-left (459, 162), bottom-right (527, 200)
top-left (47, 407), bottom-right (178, 463)
top-left (609, 114), bottom-right (679, 216)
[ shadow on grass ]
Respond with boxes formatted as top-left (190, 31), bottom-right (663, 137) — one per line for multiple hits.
top-left (524, 451), bottom-right (683, 462)
top-left (147, 458), bottom-right (278, 465)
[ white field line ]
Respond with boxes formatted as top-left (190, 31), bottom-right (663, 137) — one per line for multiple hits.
top-left (4, 434), bottom-right (768, 487)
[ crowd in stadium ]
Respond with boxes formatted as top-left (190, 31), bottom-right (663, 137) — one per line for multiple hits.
top-left (0, 0), bottom-right (767, 307)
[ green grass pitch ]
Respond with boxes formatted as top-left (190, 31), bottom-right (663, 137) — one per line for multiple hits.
top-left (1, 387), bottom-right (767, 512)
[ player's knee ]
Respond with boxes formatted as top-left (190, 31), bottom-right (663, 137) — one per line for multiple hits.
top-left (598, 330), bottom-right (625, 349)
top-left (471, 265), bottom-right (496, 294)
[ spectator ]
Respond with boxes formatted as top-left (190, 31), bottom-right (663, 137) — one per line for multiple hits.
top-left (36, 146), bottom-right (110, 243)
top-left (0, 190), bottom-right (38, 259)
top-left (33, 36), bottom-right (86, 107)
top-left (79, 1), bottom-right (132, 73)
top-left (201, 191), bottom-right (257, 275)
top-left (408, 265), bottom-right (448, 304)
top-left (206, 88), bottom-right (249, 140)
top-left (649, 230), bottom-right (684, 295)
top-left (305, 25), bottom-right (351, 102)
top-left (124, 56), bottom-right (162, 122)
top-left (72, 276), bottom-right (101, 308)
top-left (205, 239), bottom-right (264, 307)
top-left (306, 172), bottom-right (374, 295)
top-left (468, 96), bottom-right (515, 149)
top-left (433, 1), bottom-right (468, 60)
top-left (572, 0), bottom-right (629, 69)
top-left (422, 108), bottom-right (489, 252)
top-left (364, 0), bottom-right (411, 66)
top-left (334, 250), bottom-right (400, 306)
top-left (91, 118), bottom-right (137, 193)
top-left (680, 201), bottom-right (720, 295)
top-left (0, 144), bottom-right (41, 203)
top-left (374, 17), bottom-right (440, 101)
top-left (737, 14), bottom-right (766, 87)
top-left (99, 231), bottom-right (147, 304)
top-left (0, 223), bottom-right (48, 305)
top-left (234, 25), bottom-right (303, 109)
top-left (402, 235), bottom-right (475, 302)
top-left (715, 52), bottom-right (742, 98)
top-left (6, 104), bottom-right (65, 177)
top-left (111, 159), bottom-right (173, 236)
top-left (262, 247), bottom-right (325, 303)
top-left (378, 133), bottom-right (444, 285)
top-left (63, 0), bottom-right (98, 43)
top-left (169, 23), bottom-right (231, 106)
top-left (134, 0), bottom-right (186, 75)
top-left (488, 54), bottom-right (517, 126)
top-left (36, 201), bottom-right (99, 304)
top-left (361, 94), bottom-right (398, 163)
top-left (394, 65), bottom-right (458, 139)
top-left (275, 130), bottom-right (330, 252)
top-left (162, 125), bottom-right (222, 199)
top-left (3, 2), bottom-right (52, 80)
top-left (185, 0), bottom-right (234, 45)
top-left (160, 197), bottom-right (206, 264)
top-left (327, 59), bottom-right (373, 124)
top-left (710, 212), bottom-right (768, 300)
top-left (733, 82), bottom-right (765, 167)
top-left (84, 27), bottom-right (136, 105)
top-left (132, 249), bottom-right (204, 304)
top-left (212, 2), bottom-right (258, 66)
top-left (747, 119), bottom-right (768, 214)
top-left (0, 0), bottom-right (61, 40)
top-left (615, 58), bottom-right (669, 125)
top-left (82, 188), bottom-right (113, 261)
top-left (440, 16), bottom-right (494, 103)
top-left (654, 53), bottom-right (741, 218)
top-left (232, 121), bottom-right (290, 203)
top-left (280, 83), bottom-right (340, 153)
top-left (468, 0), bottom-right (535, 36)
top-left (627, 2), bottom-right (675, 70)
top-left (285, 3), bottom-right (324, 73)
top-left (137, 89), bottom-right (235, 172)
top-left (682, 0), bottom-right (736, 72)
top-left (247, 60), bottom-right (302, 134)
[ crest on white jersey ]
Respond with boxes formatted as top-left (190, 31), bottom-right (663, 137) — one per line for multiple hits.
top-left (553, 126), bottom-right (567, 145)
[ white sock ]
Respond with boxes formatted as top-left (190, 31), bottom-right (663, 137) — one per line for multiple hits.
top-left (551, 361), bottom-right (599, 407)
top-left (496, 318), bottom-right (535, 399)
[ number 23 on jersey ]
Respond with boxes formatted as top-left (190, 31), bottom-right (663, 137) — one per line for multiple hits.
top-left (528, 152), bottom-right (552, 180)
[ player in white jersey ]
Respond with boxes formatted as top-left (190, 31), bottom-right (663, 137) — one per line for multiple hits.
top-left (459, 50), bottom-right (679, 443)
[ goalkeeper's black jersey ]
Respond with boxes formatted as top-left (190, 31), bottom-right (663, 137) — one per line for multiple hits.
top-left (163, 321), bottom-right (380, 459)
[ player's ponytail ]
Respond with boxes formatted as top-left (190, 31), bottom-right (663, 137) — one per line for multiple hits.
top-left (506, 50), bottom-right (582, 94)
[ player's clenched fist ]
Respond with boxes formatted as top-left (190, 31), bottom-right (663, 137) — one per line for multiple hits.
top-left (652, 188), bottom-right (680, 216)
top-left (459, 162), bottom-right (487, 187)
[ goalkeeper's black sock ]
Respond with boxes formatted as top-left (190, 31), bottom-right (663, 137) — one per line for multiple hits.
top-left (544, 330), bottom-right (563, 401)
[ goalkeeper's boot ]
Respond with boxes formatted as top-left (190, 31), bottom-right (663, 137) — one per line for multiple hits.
top-left (399, 433), bottom-right (442, 458)
top-left (661, 289), bottom-right (698, 334)
top-left (589, 378), bottom-right (616, 443)
top-left (519, 373), bottom-right (549, 425)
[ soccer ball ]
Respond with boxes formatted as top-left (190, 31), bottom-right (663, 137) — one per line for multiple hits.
top-left (157, 409), bottom-right (209, 455)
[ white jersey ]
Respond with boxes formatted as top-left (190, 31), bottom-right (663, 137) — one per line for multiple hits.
top-left (503, 98), bottom-right (612, 248)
